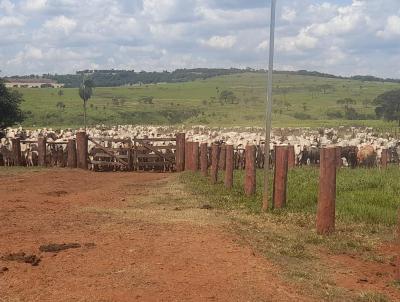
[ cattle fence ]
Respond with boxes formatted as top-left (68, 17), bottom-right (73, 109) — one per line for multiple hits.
top-left (1, 132), bottom-right (399, 281)
top-left (1, 132), bottom-right (396, 171)
top-left (183, 138), bottom-right (399, 283)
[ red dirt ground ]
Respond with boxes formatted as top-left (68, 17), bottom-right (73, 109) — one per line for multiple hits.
top-left (325, 244), bottom-right (400, 301)
top-left (0, 169), bottom-right (313, 302)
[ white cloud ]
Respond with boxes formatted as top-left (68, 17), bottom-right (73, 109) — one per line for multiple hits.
top-left (142, 0), bottom-right (199, 23)
top-left (257, 40), bottom-right (269, 51)
top-left (148, 23), bottom-right (186, 42)
top-left (0, 0), bottom-right (15, 14)
top-left (308, 0), bottom-right (367, 37)
top-left (324, 46), bottom-right (347, 65)
top-left (281, 6), bottom-right (296, 22)
top-left (24, 46), bottom-right (43, 59)
top-left (278, 30), bottom-right (318, 53)
top-left (43, 15), bottom-right (77, 35)
top-left (0, 16), bottom-right (24, 27)
top-left (197, 6), bottom-right (266, 29)
top-left (377, 15), bottom-right (400, 38)
top-left (8, 45), bottom-right (43, 65)
top-left (308, 2), bottom-right (336, 14)
top-left (200, 35), bottom-right (237, 49)
top-left (1, 0), bottom-right (400, 78)
top-left (23, 0), bottom-right (47, 11)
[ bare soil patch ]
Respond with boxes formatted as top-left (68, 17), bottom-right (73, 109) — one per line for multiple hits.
top-left (1, 252), bottom-right (41, 266)
top-left (0, 169), bottom-right (311, 302)
top-left (39, 243), bottom-right (81, 253)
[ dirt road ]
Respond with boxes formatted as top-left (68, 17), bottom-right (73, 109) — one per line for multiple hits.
top-left (0, 169), bottom-right (312, 302)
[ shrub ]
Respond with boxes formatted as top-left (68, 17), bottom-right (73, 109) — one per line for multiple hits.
top-left (344, 107), bottom-right (360, 120)
top-left (326, 110), bottom-right (343, 119)
top-left (293, 112), bottom-right (312, 120)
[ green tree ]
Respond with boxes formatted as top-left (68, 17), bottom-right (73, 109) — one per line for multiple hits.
top-left (318, 84), bottom-right (334, 94)
top-left (219, 90), bottom-right (233, 103)
top-left (307, 86), bottom-right (320, 99)
top-left (56, 101), bottom-right (65, 111)
top-left (139, 96), bottom-right (154, 104)
top-left (284, 101), bottom-right (292, 111)
top-left (374, 89), bottom-right (400, 126)
top-left (344, 107), bottom-right (360, 120)
top-left (112, 97), bottom-right (120, 106)
top-left (79, 78), bottom-right (95, 131)
top-left (362, 98), bottom-right (371, 108)
top-left (337, 98), bottom-right (356, 110)
top-left (0, 80), bottom-right (24, 129)
top-left (219, 90), bottom-right (238, 104)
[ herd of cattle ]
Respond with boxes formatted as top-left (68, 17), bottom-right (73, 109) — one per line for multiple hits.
top-left (1, 125), bottom-right (400, 170)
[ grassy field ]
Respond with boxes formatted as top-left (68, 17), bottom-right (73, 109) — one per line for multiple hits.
top-left (181, 167), bottom-right (400, 226)
top-left (180, 167), bottom-right (400, 301)
top-left (14, 72), bottom-right (400, 129)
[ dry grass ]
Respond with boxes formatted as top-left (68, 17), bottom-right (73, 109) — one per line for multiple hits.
top-left (81, 177), bottom-right (228, 227)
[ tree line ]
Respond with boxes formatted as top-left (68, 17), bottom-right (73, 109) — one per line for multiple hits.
top-left (6, 68), bottom-right (400, 88)
top-left (41, 68), bottom-right (249, 88)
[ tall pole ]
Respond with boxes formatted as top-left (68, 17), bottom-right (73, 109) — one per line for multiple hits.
top-left (262, 0), bottom-right (277, 211)
top-left (81, 73), bottom-right (87, 132)
top-left (83, 99), bottom-right (87, 132)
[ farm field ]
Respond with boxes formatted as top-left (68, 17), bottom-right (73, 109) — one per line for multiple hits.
top-left (1, 166), bottom-right (399, 301)
top-left (15, 72), bottom-right (400, 130)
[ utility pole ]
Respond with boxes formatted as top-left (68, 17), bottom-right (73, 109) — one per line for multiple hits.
top-left (262, 0), bottom-right (277, 211)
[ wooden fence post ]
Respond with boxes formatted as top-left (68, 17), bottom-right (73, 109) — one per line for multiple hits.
top-left (219, 145), bottom-right (226, 171)
top-left (381, 148), bottom-right (388, 168)
top-left (175, 133), bottom-right (185, 172)
top-left (200, 143), bottom-right (208, 177)
top-left (192, 142), bottom-right (199, 171)
top-left (67, 139), bottom-right (77, 168)
top-left (188, 142), bottom-right (195, 171)
top-left (244, 145), bottom-right (256, 196)
top-left (210, 144), bottom-right (220, 184)
top-left (273, 146), bottom-right (289, 209)
top-left (185, 141), bottom-right (191, 171)
top-left (11, 138), bottom-right (21, 166)
top-left (76, 132), bottom-right (88, 170)
top-left (288, 145), bottom-right (295, 169)
top-left (336, 146), bottom-right (342, 169)
top-left (127, 148), bottom-right (133, 171)
top-left (38, 137), bottom-right (47, 167)
top-left (184, 141), bottom-right (189, 171)
top-left (316, 146), bottom-right (337, 235)
top-left (225, 145), bottom-right (234, 189)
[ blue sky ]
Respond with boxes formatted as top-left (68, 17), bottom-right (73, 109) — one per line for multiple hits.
top-left (1, 0), bottom-right (400, 78)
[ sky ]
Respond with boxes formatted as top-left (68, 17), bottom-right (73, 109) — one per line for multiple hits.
top-left (1, 0), bottom-right (400, 78)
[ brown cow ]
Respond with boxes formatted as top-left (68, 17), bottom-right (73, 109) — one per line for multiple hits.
top-left (357, 145), bottom-right (376, 167)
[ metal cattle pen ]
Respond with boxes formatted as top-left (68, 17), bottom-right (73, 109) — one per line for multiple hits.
top-left (86, 134), bottom-right (182, 172)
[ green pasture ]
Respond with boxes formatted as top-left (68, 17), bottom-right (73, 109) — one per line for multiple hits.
top-left (14, 72), bottom-right (400, 129)
top-left (181, 166), bottom-right (400, 226)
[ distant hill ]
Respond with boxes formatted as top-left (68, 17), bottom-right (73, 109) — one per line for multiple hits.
top-left (4, 68), bottom-right (400, 88)
top-left (278, 70), bottom-right (400, 84)
top-left (11, 71), bottom-right (400, 129)
top-left (42, 68), bottom-right (250, 88)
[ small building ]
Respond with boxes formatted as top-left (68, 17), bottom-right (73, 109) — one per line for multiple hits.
top-left (3, 78), bottom-right (64, 88)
